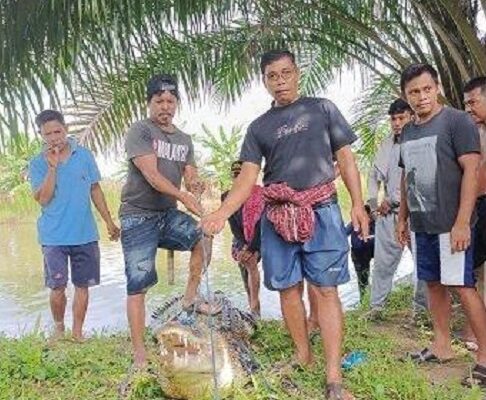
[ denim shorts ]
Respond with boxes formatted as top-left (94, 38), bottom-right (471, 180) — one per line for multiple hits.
top-left (120, 208), bottom-right (202, 295)
top-left (42, 241), bottom-right (100, 289)
top-left (261, 201), bottom-right (350, 291)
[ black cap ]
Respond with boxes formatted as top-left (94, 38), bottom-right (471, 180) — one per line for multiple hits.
top-left (146, 74), bottom-right (179, 101)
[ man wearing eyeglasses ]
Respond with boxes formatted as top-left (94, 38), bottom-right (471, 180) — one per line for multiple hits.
top-left (201, 50), bottom-right (367, 400)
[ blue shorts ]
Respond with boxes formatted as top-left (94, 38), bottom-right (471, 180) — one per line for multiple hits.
top-left (42, 242), bottom-right (100, 289)
top-left (411, 231), bottom-right (475, 287)
top-left (261, 202), bottom-right (350, 291)
top-left (120, 209), bottom-right (202, 295)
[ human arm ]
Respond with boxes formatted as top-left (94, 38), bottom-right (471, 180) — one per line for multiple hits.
top-left (449, 113), bottom-right (482, 252)
top-left (200, 162), bottom-right (260, 235)
top-left (132, 154), bottom-right (202, 216)
top-left (450, 153), bottom-right (480, 252)
top-left (335, 145), bottom-right (369, 240)
top-left (90, 183), bottom-right (120, 241)
top-left (396, 170), bottom-right (410, 247)
top-left (32, 148), bottom-right (60, 206)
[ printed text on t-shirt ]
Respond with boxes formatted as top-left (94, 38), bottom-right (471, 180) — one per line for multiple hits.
top-left (153, 139), bottom-right (189, 162)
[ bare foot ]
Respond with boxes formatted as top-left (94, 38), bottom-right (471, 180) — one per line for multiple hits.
top-left (326, 383), bottom-right (355, 400)
top-left (295, 352), bottom-right (315, 368)
top-left (71, 335), bottom-right (88, 344)
top-left (429, 343), bottom-right (455, 360)
top-left (133, 349), bottom-right (147, 370)
top-left (48, 321), bottom-right (65, 343)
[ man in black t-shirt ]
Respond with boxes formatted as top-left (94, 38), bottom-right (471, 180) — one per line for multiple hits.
top-left (202, 50), bottom-right (368, 400)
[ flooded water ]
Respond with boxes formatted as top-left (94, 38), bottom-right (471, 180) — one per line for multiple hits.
top-left (0, 220), bottom-right (414, 337)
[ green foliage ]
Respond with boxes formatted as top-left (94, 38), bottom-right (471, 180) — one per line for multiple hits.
top-left (351, 74), bottom-right (398, 169)
top-left (0, 135), bottom-right (42, 217)
top-left (0, 134), bottom-right (42, 193)
top-left (195, 124), bottom-right (243, 191)
top-left (1, 286), bottom-right (483, 399)
top-left (1, 1), bottom-right (485, 152)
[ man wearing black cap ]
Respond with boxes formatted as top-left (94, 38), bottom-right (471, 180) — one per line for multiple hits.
top-left (120, 74), bottom-right (211, 367)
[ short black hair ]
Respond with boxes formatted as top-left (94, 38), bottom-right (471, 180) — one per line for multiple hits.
top-left (388, 98), bottom-right (412, 115)
top-left (400, 63), bottom-right (439, 93)
top-left (464, 76), bottom-right (486, 95)
top-left (146, 74), bottom-right (179, 102)
top-left (260, 50), bottom-right (296, 74)
top-left (35, 109), bottom-right (65, 128)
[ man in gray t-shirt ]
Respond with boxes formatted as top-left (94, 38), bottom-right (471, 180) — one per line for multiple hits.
top-left (397, 64), bottom-right (486, 382)
top-left (119, 74), bottom-right (213, 368)
top-left (202, 50), bottom-right (369, 400)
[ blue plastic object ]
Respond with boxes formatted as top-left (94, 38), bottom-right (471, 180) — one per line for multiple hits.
top-left (341, 351), bottom-right (367, 370)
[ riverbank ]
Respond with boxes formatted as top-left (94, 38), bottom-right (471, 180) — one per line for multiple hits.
top-left (1, 285), bottom-right (483, 400)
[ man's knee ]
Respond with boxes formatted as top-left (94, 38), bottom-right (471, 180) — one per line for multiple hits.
top-left (127, 293), bottom-right (146, 307)
top-left (426, 281), bottom-right (442, 291)
top-left (452, 286), bottom-right (477, 300)
top-left (280, 284), bottom-right (303, 301)
top-left (310, 284), bottom-right (338, 299)
top-left (50, 287), bottom-right (66, 299)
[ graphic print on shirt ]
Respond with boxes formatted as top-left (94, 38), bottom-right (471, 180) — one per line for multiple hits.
top-left (152, 139), bottom-right (189, 162)
top-left (275, 116), bottom-right (310, 139)
top-left (401, 135), bottom-right (438, 213)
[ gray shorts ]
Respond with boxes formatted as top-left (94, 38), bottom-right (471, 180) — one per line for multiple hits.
top-left (41, 242), bottom-right (100, 289)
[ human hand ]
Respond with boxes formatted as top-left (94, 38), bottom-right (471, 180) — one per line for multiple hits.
top-left (106, 221), bottom-right (120, 241)
top-left (200, 210), bottom-right (227, 236)
top-left (396, 217), bottom-right (409, 247)
top-left (178, 191), bottom-right (203, 217)
top-left (46, 146), bottom-right (61, 169)
top-left (450, 222), bottom-right (470, 253)
top-left (377, 199), bottom-right (391, 216)
top-left (351, 205), bottom-right (370, 241)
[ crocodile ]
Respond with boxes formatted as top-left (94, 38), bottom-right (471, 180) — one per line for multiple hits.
top-left (149, 292), bottom-right (258, 400)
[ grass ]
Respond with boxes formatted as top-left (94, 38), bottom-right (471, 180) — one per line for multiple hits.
top-left (1, 285), bottom-right (484, 400)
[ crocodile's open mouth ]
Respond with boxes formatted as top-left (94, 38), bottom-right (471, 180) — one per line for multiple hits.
top-left (156, 324), bottom-right (235, 387)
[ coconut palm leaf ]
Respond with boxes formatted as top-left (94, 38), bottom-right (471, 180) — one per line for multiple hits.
top-left (1, 0), bottom-right (485, 153)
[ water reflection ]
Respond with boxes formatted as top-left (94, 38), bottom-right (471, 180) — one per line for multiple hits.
top-left (0, 221), bottom-right (413, 336)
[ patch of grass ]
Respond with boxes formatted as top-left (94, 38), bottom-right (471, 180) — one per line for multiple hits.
top-left (1, 286), bottom-right (484, 399)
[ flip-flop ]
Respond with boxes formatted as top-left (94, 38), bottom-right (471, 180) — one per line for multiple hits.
top-left (325, 383), bottom-right (355, 400)
top-left (462, 364), bottom-right (486, 387)
top-left (452, 332), bottom-right (479, 352)
top-left (405, 347), bottom-right (453, 364)
top-left (182, 297), bottom-right (223, 316)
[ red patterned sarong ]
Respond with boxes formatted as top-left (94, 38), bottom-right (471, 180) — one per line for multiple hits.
top-left (263, 181), bottom-right (336, 243)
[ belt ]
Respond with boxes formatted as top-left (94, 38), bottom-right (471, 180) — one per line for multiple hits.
top-left (312, 195), bottom-right (338, 209)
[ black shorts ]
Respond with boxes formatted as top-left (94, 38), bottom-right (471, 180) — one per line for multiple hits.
top-left (474, 195), bottom-right (486, 269)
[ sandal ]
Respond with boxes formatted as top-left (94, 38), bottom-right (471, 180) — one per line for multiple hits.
top-left (325, 383), bottom-right (355, 400)
top-left (181, 297), bottom-right (223, 316)
top-left (405, 347), bottom-right (453, 364)
top-left (462, 364), bottom-right (486, 387)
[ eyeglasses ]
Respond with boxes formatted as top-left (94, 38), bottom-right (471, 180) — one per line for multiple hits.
top-left (265, 69), bottom-right (295, 82)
